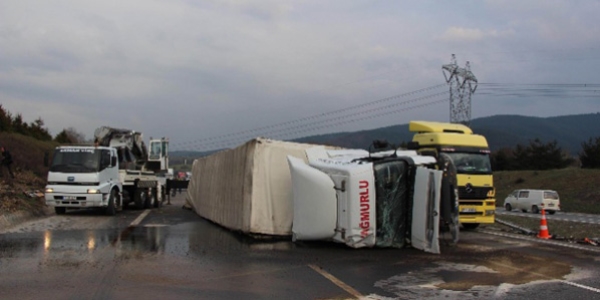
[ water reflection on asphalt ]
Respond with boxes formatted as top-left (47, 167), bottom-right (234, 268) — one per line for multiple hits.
top-left (0, 215), bottom-right (297, 270)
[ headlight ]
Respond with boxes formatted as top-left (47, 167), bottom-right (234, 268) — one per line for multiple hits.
top-left (485, 210), bottom-right (496, 216)
top-left (87, 189), bottom-right (101, 194)
top-left (45, 188), bottom-right (54, 193)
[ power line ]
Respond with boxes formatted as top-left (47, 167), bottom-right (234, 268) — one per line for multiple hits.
top-left (171, 81), bottom-right (599, 152)
top-left (171, 84), bottom-right (447, 150)
top-left (178, 92), bottom-right (450, 151)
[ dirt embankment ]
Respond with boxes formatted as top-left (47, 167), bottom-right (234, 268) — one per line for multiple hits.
top-left (0, 170), bottom-right (48, 216)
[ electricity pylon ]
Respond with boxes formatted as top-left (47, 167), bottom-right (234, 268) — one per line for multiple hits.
top-left (442, 54), bottom-right (478, 126)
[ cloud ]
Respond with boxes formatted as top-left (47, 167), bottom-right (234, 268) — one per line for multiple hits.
top-left (0, 0), bottom-right (599, 150)
top-left (438, 27), bottom-right (514, 42)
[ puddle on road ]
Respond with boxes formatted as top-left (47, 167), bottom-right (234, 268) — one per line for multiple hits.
top-left (0, 217), bottom-right (295, 269)
top-left (374, 250), bottom-right (577, 299)
top-left (438, 254), bottom-right (570, 290)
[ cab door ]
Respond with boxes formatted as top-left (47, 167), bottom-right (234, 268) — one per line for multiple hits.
top-left (411, 167), bottom-right (442, 254)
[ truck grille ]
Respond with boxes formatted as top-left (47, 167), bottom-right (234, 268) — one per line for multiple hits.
top-left (458, 186), bottom-right (493, 199)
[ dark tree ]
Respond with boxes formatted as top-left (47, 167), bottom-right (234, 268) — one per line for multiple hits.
top-left (580, 137), bottom-right (600, 168)
top-left (12, 113), bottom-right (29, 135)
top-left (0, 104), bottom-right (12, 132)
top-left (512, 139), bottom-right (573, 170)
top-left (54, 129), bottom-right (74, 144)
top-left (29, 117), bottom-right (52, 141)
top-left (491, 148), bottom-right (513, 171)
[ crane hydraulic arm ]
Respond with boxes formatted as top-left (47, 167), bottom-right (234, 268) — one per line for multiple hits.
top-left (94, 126), bottom-right (149, 169)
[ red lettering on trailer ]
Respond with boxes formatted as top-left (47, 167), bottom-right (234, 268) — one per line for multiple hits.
top-left (359, 180), bottom-right (370, 238)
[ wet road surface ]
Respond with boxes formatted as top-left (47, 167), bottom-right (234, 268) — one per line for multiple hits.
top-left (496, 207), bottom-right (600, 224)
top-left (1, 193), bottom-right (600, 299)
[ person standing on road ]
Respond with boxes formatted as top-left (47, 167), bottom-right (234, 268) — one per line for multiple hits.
top-left (1, 146), bottom-right (15, 179)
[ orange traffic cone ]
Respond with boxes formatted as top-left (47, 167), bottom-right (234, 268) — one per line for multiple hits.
top-left (537, 209), bottom-right (551, 239)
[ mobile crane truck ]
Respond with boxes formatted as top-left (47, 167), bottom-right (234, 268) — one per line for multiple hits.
top-left (407, 121), bottom-right (495, 230)
top-left (44, 126), bottom-right (169, 215)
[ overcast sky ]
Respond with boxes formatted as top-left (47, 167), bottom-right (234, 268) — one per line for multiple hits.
top-left (1, 0), bottom-right (599, 151)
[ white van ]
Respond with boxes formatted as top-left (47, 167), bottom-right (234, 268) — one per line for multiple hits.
top-left (503, 189), bottom-right (560, 214)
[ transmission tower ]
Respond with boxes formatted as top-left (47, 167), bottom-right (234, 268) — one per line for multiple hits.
top-left (442, 54), bottom-right (478, 126)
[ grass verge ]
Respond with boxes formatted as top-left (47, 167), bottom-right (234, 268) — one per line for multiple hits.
top-left (482, 215), bottom-right (599, 241)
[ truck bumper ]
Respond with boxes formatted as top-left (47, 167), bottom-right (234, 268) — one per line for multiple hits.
top-left (45, 193), bottom-right (108, 208)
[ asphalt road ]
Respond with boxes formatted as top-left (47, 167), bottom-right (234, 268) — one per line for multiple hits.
top-left (1, 193), bottom-right (600, 300)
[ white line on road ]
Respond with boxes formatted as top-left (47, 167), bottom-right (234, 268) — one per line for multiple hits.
top-left (129, 209), bottom-right (151, 227)
top-left (560, 280), bottom-right (600, 294)
top-left (308, 264), bottom-right (364, 299)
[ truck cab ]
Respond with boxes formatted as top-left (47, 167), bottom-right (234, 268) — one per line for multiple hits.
top-left (287, 146), bottom-right (457, 253)
top-left (45, 146), bottom-right (122, 215)
top-left (408, 120), bottom-right (495, 229)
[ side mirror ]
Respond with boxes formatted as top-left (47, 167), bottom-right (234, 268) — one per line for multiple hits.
top-left (111, 156), bottom-right (117, 167)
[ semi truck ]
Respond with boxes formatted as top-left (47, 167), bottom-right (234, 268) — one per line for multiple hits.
top-left (407, 120), bottom-right (495, 229)
top-left (44, 126), bottom-right (169, 215)
top-left (287, 141), bottom-right (459, 253)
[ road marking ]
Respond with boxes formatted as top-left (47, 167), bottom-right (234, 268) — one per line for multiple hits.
top-left (308, 264), bottom-right (364, 299)
top-left (560, 280), bottom-right (600, 293)
top-left (129, 209), bottom-right (151, 227)
top-left (487, 260), bottom-right (600, 294)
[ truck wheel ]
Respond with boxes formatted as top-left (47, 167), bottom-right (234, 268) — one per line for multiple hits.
top-left (505, 203), bottom-right (512, 212)
top-left (55, 207), bottom-right (66, 215)
top-left (153, 188), bottom-right (161, 208)
top-left (531, 205), bottom-right (539, 214)
top-left (134, 189), bottom-right (146, 210)
top-left (105, 189), bottom-right (118, 216)
top-left (144, 189), bottom-right (154, 209)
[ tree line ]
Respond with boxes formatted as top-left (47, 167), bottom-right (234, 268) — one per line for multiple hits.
top-left (491, 137), bottom-right (600, 170)
top-left (0, 105), bottom-right (85, 143)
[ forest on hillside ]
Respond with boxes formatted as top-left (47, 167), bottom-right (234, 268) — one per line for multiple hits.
top-left (2, 104), bottom-right (600, 180)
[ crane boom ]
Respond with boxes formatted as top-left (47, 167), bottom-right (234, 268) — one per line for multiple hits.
top-left (94, 126), bottom-right (149, 170)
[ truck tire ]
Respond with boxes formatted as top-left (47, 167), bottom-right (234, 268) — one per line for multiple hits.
top-left (531, 205), bottom-right (539, 214)
top-left (134, 188), bottom-right (146, 210)
top-left (105, 189), bottom-right (118, 216)
top-left (55, 207), bottom-right (66, 215)
top-left (153, 188), bottom-right (161, 208)
top-left (144, 189), bottom-right (154, 209)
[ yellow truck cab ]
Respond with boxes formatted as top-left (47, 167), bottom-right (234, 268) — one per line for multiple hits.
top-left (407, 121), bottom-right (495, 229)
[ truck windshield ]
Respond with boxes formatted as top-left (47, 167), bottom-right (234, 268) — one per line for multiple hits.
top-left (372, 159), bottom-right (409, 248)
top-left (49, 148), bottom-right (101, 173)
top-left (149, 141), bottom-right (162, 160)
top-left (443, 152), bottom-right (492, 175)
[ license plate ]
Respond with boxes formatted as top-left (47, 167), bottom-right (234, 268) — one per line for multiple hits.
top-left (461, 208), bottom-right (477, 213)
top-left (548, 203), bottom-right (555, 207)
top-left (65, 196), bottom-right (76, 200)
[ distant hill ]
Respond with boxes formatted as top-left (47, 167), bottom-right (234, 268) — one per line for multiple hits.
top-left (295, 113), bottom-right (600, 155)
top-left (172, 113), bottom-right (600, 158)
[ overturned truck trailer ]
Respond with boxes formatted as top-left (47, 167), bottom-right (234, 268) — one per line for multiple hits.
top-left (185, 138), bottom-right (338, 236)
top-left (186, 138), bottom-right (458, 253)
top-left (288, 147), bottom-right (459, 253)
